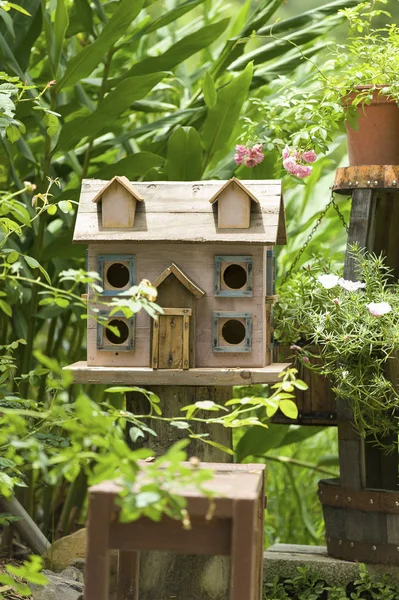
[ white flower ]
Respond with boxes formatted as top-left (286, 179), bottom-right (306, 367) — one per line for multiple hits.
top-left (317, 274), bottom-right (339, 289)
top-left (366, 302), bottom-right (392, 317)
top-left (338, 278), bottom-right (366, 292)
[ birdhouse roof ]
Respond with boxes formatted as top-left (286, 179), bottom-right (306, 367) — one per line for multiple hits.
top-left (208, 177), bottom-right (259, 205)
top-left (153, 263), bottom-right (205, 298)
top-left (74, 179), bottom-right (286, 246)
top-left (91, 176), bottom-right (144, 203)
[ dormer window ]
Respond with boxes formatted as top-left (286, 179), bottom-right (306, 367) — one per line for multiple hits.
top-left (92, 176), bottom-right (143, 228)
top-left (208, 177), bottom-right (259, 229)
top-left (214, 256), bottom-right (253, 297)
top-left (98, 254), bottom-right (135, 296)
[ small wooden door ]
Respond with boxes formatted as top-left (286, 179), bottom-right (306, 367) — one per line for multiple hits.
top-left (152, 308), bottom-right (191, 370)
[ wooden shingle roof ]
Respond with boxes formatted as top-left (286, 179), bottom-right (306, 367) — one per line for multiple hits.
top-left (74, 179), bottom-right (286, 245)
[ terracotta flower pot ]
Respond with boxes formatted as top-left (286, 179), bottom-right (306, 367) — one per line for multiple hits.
top-left (344, 86), bottom-right (399, 166)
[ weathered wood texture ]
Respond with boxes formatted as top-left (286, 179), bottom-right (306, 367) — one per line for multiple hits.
top-left (126, 387), bottom-right (233, 600)
top-left (215, 184), bottom-right (251, 229)
top-left (319, 478), bottom-right (399, 565)
top-left (339, 188), bottom-right (399, 491)
top-left (74, 179), bottom-right (285, 244)
top-left (101, 181), bottom-right (138, 229)
top-left (86, 243), bottom-right (268, 368)
top-left (65, 361), bottom-right (290, 386)
top-left (85, 464), bottom-right (266, 600)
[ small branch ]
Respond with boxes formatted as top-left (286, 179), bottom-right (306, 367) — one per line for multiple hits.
top-left (0, 495), bottom-right (50, 555)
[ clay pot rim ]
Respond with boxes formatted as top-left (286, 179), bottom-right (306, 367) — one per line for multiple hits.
top-left (343, 84), bottom-right (398, 106)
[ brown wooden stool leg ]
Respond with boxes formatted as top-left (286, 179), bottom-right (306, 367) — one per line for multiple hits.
top-left (117, 550), bottom-right (140, 600)
top-left (85, 493), bottom-right (111, 600)
top-left (230, 500), bottom-right (257, 600)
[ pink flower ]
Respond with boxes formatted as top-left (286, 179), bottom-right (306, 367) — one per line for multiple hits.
top-left (302, 356), bottom-right (310, 364)
top-left (282, 146), bottom-right (290, 160)
top-left (234, 144), bottom-right (247, 165)
top-left (366, 302), bottom-right (392, 317)
top-left (294, 164), bottom-right (313, 178)
top-left (234, 144), bottom-right (264, 168)
top-left (332, 297), bottom-right (341, 305)
top-left (283, 157), bottom-right (297, 174)
top-left (302, 149), bottom-right (317, 163)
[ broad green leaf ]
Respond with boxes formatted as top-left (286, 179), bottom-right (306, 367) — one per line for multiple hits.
top-left (55, 297), bottom-right (69, 308)
top-left (57, 0), bottom-right (145, 90)
top-left (57, 73), bottom-right (166, 151)
top-left (236, 424), bottom-right (290, 461)
top-left (53, 0), bottom-right (69, 75)
top-left (202, 62), bottom-right (253, 157)
top-left (166, 126), bottom-right (203, 181)
top-left (67, 0), bottom-right (94, 37)
top-left (93, 152), bottom-right (164, 180)
top-left (129, 427), bottom-right (144, 443)
top-left (170, 421), bottom-right (190, 429)
top-left (124, 19), bottom-right (229, 78)
top-left (4, 3), bottom-right (30, 15)
top-left (279, 399), bottom-right (299, 420)
top-left (203, 72), bottom-right (217, 109)
top-left (6, 123), bottom-right (20, 142)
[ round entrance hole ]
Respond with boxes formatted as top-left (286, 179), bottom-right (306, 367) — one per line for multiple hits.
top-left (222, 264), bottom-right (247, 289)
top-left (105, 319), bottom-right (129, 345)
top-left (106, 263), bottom-right (130, 289)
top-left (221, 319), bottom-right (246, 345)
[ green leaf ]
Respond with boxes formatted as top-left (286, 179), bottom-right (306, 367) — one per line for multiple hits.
top-left (141, 0), bottom-right (205, 36)
top-left (129, 427), bottom-right (144, 443)
top-left (203, 71), bottom-right (217, 109)
top-left (166, 126), bottom-right (203, 181)
top-left (55, 297), bottom-right (69, 308)
top-left (294, 379), bottom-right (308, 390)
top-left (24, 255), bottom-right (40, 269)
top-left (57, 73), bottom-right (166, 151)
top-left (6, 3), bottom-right (31, 16)
top-left (136, 491), bottom-right (161, 508)
top-left (202, 61), bottom-right (253, 157)
top-left (236, 424), bottom-right (290, 461)
top-left (57, 0), bottom-right (145, 90)
top-left (279, 399), bottom-right (299, 420)
top-left (47, 204), bottom-right (57, 215)
top-left (6, 123), bottom-right (20, 142)
top-left (53, 0), bottom-right (69, 75)
top-left (124, 19), bottom-right (229, 78)
top-left (170, 421), bottom-right (190, 429)
top-left (58, 200), bottom-right (72, 213)
top-left (7, 250), bottom-right (18, 263)
top-left (43, 112), bottom-right (59, 137)
top-left (0, 299), bottom-right (12, 317)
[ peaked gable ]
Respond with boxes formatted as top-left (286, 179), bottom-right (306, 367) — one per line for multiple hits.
top-left (208, 177), bottom-right (259, 205)
top-left (92, 176), bottom-right (144, 204)
top-left (153, 263), bottom-right (205, 298)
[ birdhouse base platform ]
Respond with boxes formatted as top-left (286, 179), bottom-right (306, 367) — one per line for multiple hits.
top-left (64, 361), bottom-right (289, 386)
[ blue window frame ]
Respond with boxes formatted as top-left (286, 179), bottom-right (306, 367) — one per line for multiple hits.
top-left (266, 249), bottom-right (276, 296)
top-left (97, 254), bottom-right (136, 296)
top-left (214, 255), bottom-right (253, 297)
top-left (212, 312), bottom-right (252, 353)
top-left (97, 310), bottom-right (135, 352)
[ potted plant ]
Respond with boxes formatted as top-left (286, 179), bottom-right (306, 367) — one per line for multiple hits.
top-left (273, 245), bottom-right (399, 446)
top-left (237, 0), bottom-right (399, 174)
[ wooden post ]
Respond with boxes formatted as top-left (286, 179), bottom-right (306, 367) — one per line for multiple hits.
top-left (337, 184), bottom-right (399, 491)
top-left (126, 385), bottom-right (233, 600)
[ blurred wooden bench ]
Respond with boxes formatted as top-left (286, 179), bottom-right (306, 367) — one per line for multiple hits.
top-left (84, 462), bottom-right (266, 600)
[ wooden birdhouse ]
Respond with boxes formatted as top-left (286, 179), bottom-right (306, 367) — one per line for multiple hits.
top-left (92, 175), bottom-right (143, 228)
top-left (68, 177), bottom-right (288, 386)
top-left (209, 177), bottom-right (259, 229)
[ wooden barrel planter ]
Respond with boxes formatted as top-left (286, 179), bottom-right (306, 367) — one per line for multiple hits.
top-left (272, 344), bottom-right (337, 426)
top-left (319, 478), bottom-right (399, 565)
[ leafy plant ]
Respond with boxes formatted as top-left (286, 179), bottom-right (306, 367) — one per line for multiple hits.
top-left (274, 245), bottom-right (399, 446)
top-left (239, 0), bottom-right (399, 161)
